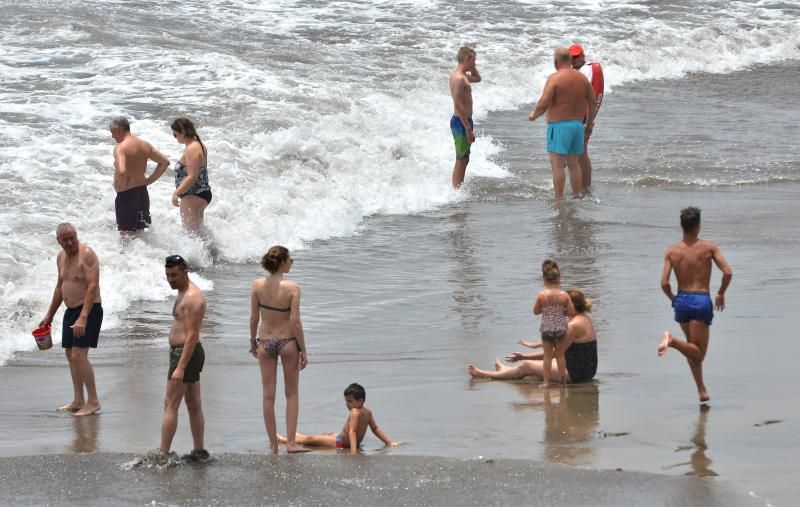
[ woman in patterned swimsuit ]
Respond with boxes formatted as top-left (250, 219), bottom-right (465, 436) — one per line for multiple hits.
top-left (249, 246), bottom-right (310, 454)
top-left (171, 117), bottom-right (212, 233)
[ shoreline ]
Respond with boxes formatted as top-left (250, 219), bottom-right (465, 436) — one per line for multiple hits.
top-left (0, 453), bottom-right (761, 507)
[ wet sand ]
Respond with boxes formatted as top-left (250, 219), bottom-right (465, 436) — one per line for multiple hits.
top-left (0, 453), bottom-right (761, 507)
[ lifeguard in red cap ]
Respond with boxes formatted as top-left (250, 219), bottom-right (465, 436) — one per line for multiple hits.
top-left (569, 44), bottom-right (604, 191)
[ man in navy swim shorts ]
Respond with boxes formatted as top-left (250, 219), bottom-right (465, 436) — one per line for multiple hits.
top-left (659, 207), bottom-right (733, 403)
top-left (529, 47), bottom-right (597, 199)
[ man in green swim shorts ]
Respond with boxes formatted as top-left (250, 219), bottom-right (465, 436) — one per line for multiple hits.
top-left (159, 254), bottom-right (210, 462)
top-left (449, 46), bottom-right (481, 188)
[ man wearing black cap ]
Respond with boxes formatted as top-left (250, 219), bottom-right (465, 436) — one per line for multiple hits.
top-left (569, 44), bottom-right (604, 191)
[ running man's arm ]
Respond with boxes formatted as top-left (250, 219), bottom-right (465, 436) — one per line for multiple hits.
top-left (289, 284), bottom-right (308, 369)
top-left (40, 253), bottom-right (65, 327)
top-left (71, 248), bottom-right (100, 338)
top-left (660, 250), bottom-right (675, 301)
top-left (172, 294), bottom-right (205, 382)
top-left (528, 76), bottom-right (555, 121)
top-left (146, 146), bottom-right (170, 185)
top-left (248, 281), bottom-right (260, 357)
top-left (369, 411), bottom-right (399, 447)
top-left (711, 243), bottom-right (733, 311)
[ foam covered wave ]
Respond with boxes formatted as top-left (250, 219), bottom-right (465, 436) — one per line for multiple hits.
top-left (1, 0), bottom-right (799, 363)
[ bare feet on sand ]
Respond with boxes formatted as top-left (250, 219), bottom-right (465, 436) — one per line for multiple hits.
top-left (287, 444), bottom-right (311, 453)
top-left (74, 402), bottom-right (100, 416)
top-left (57, 402), bottom-right (82, 413)
top-left (699, 391), bottom-right (710, 403)
top-left (658, 331), bottom-right (671, 357)
top-left (467, 364), bottom-right (488, 378)
top-left (494, 358), bottom-right (505, 371)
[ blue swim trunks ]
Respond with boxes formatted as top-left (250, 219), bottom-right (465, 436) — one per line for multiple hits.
top-left (546, 120), bottom-right (585, 155)
top-left (672, 291), bottom-right (713, 326)
top-left (450, 116), bottom-right (474, 160)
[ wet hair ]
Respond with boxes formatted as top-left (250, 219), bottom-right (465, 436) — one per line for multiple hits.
top-left (554, 47), bottom-right (571, 66)
top-left (165, 254), bottom-right (188, 271)
top-left (680, 206), bottom-right (701, 232)
top-left (542, 259), bottom-right (561, 284)
top-left (110, 116), bottom-right (130, 132)
top-left (566, 289), bottom-right (592, 313)
top-left (261, 246), bottom-right (290, 274)
top-left (171, 117), bottom-right (206, 156)
top-left (344, 383), bottom-right (366, 401)
top-left (457, 46), bottom-right (476, 63)
top-left (56, 222), bottom-right (75, 235)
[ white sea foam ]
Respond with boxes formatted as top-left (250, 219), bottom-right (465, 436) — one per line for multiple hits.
top-left (1, 0), bottom-right (799, 363)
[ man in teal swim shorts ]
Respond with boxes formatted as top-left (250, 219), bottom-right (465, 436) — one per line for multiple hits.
top-left (449, 46), bottom-right (481, 188)
top-left (529, 47), bottom-right (597, 199)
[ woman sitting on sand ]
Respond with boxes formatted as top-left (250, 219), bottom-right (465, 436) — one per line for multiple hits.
top-left (468, 289), bottom-right (597, 384)
top-left (249, 246), bottom-right (310, 453)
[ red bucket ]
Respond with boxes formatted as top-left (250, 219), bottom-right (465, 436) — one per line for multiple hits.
top-left (32, 326), bottom-right (53, 351)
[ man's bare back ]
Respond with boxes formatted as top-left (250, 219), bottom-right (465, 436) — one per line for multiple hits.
top-left (169, 282), bottom-right (206, 348)
top-left (543, 68), bottom-right (594, 123)
top-left (113, 135), bottom-right (160, 192)
top-left (664, 239), bottom-right (719, 292)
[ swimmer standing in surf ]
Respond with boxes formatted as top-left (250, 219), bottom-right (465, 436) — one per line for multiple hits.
top-left (658, 207), bottom-right (732, 403)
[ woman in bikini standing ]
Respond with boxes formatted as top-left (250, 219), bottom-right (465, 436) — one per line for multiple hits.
top-left (249, 246), bottom-right (309, 453)
top-left (171, 117), bottom-right (212, 233)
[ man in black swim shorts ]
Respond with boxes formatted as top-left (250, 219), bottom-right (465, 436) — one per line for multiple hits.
top-left (110, 116), bottom-right (169, 237)
top-left (39, 223), bottom-right (104, 416)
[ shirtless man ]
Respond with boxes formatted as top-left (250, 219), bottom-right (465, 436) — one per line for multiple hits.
top-left (658, 207), bottom-right (732, 403)
top-left (160, 254), bottom-right (210, 461)
top-left (529, 48), bottom-right (597, 199)
top-left (278, 383), bottom-right (400, 454)
top-left (110, 117), bottom-right (169, 236)
top-left (40, 223), bottom-right (103, 416)
top-left (569, 44), bottom-right (604, 191)
top-left (449, 46), bottom-right (482, 188)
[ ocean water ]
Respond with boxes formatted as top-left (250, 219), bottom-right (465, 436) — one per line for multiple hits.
top-left (1, 0), bottom-right (799, 362)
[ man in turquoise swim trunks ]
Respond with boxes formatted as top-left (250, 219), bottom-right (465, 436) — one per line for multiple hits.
top-left (449, 46), bottom-right (481, 188)
top-left (529, 47), bottom-right (597, 199)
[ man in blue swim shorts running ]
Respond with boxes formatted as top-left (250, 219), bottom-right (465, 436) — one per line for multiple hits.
top-left (449, 46), bottom-right (481, 188)
top-left (529, 47), bottom-right (597, 199)
top-left (659, 207), bottom-right (733, 403)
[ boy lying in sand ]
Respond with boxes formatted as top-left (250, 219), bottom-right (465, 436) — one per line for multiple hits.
top-left (278, 383), bottom-right (400, 453)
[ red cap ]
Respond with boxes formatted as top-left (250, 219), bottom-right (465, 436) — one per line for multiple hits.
top-left (569, 44), bottom-right (584, 57)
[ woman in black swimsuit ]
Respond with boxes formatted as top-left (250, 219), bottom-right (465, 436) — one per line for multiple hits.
top-left (467, 289), bottom-right (597, 383)
top-left (249, 246), bottom-right (309, 453)
top-left (171, 117), bottom-right (212, 233)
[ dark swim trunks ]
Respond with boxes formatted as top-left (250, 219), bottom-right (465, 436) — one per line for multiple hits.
top-left (565, 340), bottom-right (597, 383)
top-left (672, 291), bottom-right (714, 326)
top-left (168, 342), bottom-right (205, 383)
top-left (115, 185), bottom-right (151, 231)
top-left (62, 303), bottom-right (103, 348)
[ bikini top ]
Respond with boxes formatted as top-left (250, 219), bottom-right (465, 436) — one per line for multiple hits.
top-left (258, 301), bottom-right (290, 312)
